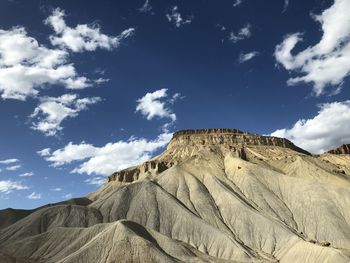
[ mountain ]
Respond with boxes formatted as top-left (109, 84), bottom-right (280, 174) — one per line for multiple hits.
top-left (1, 128), bottom-right (350, 263)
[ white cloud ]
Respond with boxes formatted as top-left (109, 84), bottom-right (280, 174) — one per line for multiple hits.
top-left (51, 187), bottom-right (62, 191)
top-left (0, 158), bottom-right (19, 164)
top-left (39, 142), bottom-right (97, 167)
top-left (0, 180), bottom-right (28, 194)
top-left (233, 0), bottom-right (243, 7)
top-left (238, 51), bottom-right (259, 63)
top-left (30, 94), bottom-right (101, 136)
top-left (275, 0), bottom-right (350, 95)
top-left (136, 88), bottom-right (177, 122)
top-left (19, 172), bottom-right (34, 177)
top-left (85, 177), bottom-right (105, 186)
top-left (139, 0), bottom-right (153, 14)
top-left (282, 0), bottom-right (289, 12)
top-left (228, 24), bottom-right (252, 43)
top-left (6, 165), bottom-right (21, 171)
top-left (45, 8), bottom-right (135, 52)
top-left (0, 6), bottom-right (132, 105)
top-left (40, 132), bottom-right (172, 176)
top-left (63, 193), bottom-right (73, 199)
top-left (37, 148), bottom-right (51, 157)
top-left (271, 100), bottom-right (350, 154)
top-left (166, 6), bottom-right (193, 28)
top-left (27, 192), bottom-right (41, 200)
top-left (0, 27), bottom-right (90, 101)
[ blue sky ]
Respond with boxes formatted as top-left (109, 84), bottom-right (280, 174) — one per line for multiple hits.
top-left (1, 0), bottom-right (350, 209)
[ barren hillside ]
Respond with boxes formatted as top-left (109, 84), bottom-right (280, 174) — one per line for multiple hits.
top-left (1, 129), bottom-right (350, 263)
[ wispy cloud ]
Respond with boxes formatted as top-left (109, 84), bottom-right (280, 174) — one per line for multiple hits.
top-left (166, 6), bottom-right (193, 28)
top-left (6, 165), bottom-right (21, 171)
top-left (0, 158), bottom-right (19, 164)
top-left (282, 0), bottom-right (290, 13)
top-left (238, 51), bottom-right (259, 63)
top-left (138, 0), bottom-right (153, 14)
top-left (19, 172), bottom-right (34, 177)
top-left (85, 177), bottom-right (105, 186)
top-left (27, 192), bottom-right (41, 199)
top-left (228, 24), bottom-right (252, 43)
top-left (0, 180), bottom-right (28, 194)
top-left (233, 0), bottom-right (243, 7)
top-left (63, 193), bottom-right (72, 199)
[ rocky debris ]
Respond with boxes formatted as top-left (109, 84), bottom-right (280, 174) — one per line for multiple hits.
top-left (328, 144), bottom-right (350, 154)
top-left (319, 241), bottom-right (331, 247)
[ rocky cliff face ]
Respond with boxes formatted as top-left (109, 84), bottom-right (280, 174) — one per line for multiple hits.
top-left (328, 144), bottom-right (350, 154)
top-left (108, 128), bottom-right (309, 183)
top-left (168, 128), bottom-right (309, 154)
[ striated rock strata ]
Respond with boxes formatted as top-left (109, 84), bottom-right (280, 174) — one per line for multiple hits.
top-left (328, 144), bottom-right (350, 154)
top-left (108, 128), bottom-right (310, 184)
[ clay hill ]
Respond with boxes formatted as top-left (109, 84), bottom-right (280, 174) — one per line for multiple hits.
top-left (1, 128), bottom-right (350, 263)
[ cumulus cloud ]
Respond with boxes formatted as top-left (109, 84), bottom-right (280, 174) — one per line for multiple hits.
top-left (166, 6), bottom-right (193, 28)
top-left (275, 0), bottom-right (350, 95)
top-left (30, 94), bottom-right (101, 136)
top-left (136, 89), bottom-right (178, 122)
top-left (0, 27), bottom-right (90, 100)
top-left (228, 24), bottom-right (252, 43)
top-left (39, 132), bottom-right (172, 176)
top-left (271, 100), bottom-right (350, 154)
top-left (0, 180), bottom-right (28, 194)
top-left (0, 158), bottom-right (19, 164)
top-left (27, 192), bottom-right (41, 199)
top-left (238, 51), bottom-right (259, 63)
top-left (45, 8), bottom-right (135, 52)
top-left (19, 172), bottom-right (34, 177)
top-left (0, 7), bottom-right (133, 134)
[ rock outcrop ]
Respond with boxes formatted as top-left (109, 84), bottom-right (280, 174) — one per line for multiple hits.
top-left (108, 129), bottom-right (310, 184)
top-left (328, 144), bottom-right (350, 154)
top-left (1, 128), bottom-right (350, 263)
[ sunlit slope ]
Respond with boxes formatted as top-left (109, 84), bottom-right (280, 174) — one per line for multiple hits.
top-left (1, 129), bottom-right (350, 263)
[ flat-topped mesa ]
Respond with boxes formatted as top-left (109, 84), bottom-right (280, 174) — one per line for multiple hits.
top-left (328, 144), bottom-right (350, 154)
top-left (168, 128), bottom-right (310, 155)
top-left (108, 129), bottom-right (310, 184)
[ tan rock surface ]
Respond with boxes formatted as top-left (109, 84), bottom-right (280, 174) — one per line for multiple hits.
top-left (1, 129), bottom-right (350, 262)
